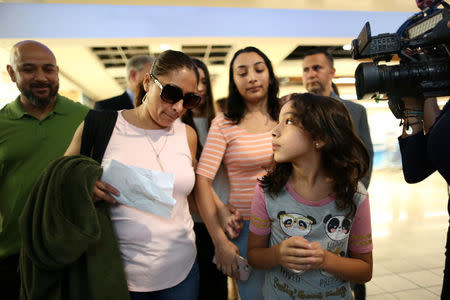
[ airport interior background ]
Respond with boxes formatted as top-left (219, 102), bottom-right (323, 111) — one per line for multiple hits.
top-left (0, 1), bottom-right (449, 299)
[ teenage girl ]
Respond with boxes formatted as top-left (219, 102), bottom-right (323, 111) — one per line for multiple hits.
top-left (247, 93), bottom-right (373, 300)
top-left (195, 46), bottom-right (280, 300)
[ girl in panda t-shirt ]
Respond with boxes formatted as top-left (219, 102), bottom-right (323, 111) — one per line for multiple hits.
top-left (247, 93), bottom-right (373, 300)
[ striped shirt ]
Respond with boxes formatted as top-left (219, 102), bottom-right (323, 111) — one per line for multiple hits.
top-left (196, 113), bottom-right (273, 218)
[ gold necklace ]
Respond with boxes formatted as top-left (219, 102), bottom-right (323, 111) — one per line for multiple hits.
top-left (143, 127), bottom-right (172, 172)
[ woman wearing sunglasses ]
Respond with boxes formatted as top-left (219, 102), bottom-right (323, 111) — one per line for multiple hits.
top-left (65, 50), bottom-right (237, 300)
top-left (195, 46), bottom-right (280, 300)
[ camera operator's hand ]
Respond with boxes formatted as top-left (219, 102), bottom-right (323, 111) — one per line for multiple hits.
top-left (400, 96), bottom-right (440, 137)
top-left (400, 96), bottom-right (425, 137)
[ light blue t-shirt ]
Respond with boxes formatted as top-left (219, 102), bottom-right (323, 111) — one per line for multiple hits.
top-left (262, 183), bottom-right (367, 300)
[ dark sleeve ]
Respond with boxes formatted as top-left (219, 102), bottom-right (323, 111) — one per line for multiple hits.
top-left (93, 100), bottom-right (106, 111)
top-left (398, 133), bottom-right (435, 183)
top-left (358, 106), bottom-right (374, 189)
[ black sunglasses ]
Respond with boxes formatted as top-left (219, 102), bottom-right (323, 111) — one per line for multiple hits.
top-left (150, 74), bottom-right (201, 109)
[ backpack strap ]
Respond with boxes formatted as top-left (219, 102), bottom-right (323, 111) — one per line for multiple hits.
top-left (80, 110), bottom-right (118, 163)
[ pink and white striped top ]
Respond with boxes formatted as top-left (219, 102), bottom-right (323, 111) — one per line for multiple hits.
top-left (196, 112), bottom-right (273, 218)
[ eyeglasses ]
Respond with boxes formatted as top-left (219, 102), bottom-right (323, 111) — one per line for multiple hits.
top-left (150, 74), bottom-right (201, 109)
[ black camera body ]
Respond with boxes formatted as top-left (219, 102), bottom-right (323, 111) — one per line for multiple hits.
top-left (351, 1), bottom-right (450, 118)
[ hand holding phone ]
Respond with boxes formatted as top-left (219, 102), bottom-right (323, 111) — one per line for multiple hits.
top-left (213, 255), bottom-right (252, 281)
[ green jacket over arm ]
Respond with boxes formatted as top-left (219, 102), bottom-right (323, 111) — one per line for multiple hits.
top-left (19, 155), bottom-right (129, 300)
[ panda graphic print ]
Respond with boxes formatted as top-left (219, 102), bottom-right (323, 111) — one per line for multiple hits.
top-left (278, 211), bottom-right (316, 237)
top-left (277, 211), bottom-right (352, 266)
top-left (266, 207), bottom-right (354, 298)
top-left (261, 184), bottom-right (368, 299)
top-left (324, 215), bottom-right (352, 241)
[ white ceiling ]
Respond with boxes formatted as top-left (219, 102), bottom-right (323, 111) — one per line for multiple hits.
top-left (0, 0), bottom-right (420, 103)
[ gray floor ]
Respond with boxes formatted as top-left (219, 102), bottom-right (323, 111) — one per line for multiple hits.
top-left (366, 169), bottom-right (447, 299)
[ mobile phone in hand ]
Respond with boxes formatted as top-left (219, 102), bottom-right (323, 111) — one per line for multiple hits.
top-left (212, 255), bottom-right (252, 282)
top-left (236, 255), bottom-right (252, 281)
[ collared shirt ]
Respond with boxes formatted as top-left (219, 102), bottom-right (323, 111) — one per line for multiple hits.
top-left (329, 91), bottom-right (338, 99)
top-left (0, 94), bottom-right (89, 259)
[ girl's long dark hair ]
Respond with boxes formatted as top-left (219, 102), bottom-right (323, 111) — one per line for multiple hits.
top-left (225, 46), bottom-right (280, 124)
top-left (261, 93), bottom-right (369, 217)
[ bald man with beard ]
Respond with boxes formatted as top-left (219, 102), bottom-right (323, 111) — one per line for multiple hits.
top-left (0, 40), bottom-right (89, 299)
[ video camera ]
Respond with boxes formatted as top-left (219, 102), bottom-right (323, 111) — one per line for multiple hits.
top-left (351, 0), bottom-right (450, 118)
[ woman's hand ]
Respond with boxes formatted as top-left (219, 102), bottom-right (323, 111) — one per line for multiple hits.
top-left (218, 203), bottom-right (243, 239)
top-left (214, 239), bottom-right (240, 278)
top-left (93, 180), bottom-right (119, 204)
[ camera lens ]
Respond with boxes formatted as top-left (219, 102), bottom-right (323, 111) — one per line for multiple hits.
top-left (355, 63), bottom-right (380, 99)
top-left (355, 59), bottom-right (450, 99)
